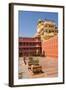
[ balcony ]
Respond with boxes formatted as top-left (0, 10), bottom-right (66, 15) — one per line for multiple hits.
top-left (19, 45), bottom-right (41, 48)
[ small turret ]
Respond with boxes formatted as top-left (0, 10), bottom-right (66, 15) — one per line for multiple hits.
top-left (37, 19), bottom-right (44, 33)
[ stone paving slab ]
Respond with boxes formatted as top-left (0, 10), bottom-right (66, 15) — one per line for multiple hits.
top-left (18, 56), bottom-right (58, 79)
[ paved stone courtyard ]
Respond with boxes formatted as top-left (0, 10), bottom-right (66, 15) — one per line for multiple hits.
top-left (18, 56), bottom-right (58, 79)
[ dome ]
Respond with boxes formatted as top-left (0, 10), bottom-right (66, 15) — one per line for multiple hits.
top-left (37, 19), bottom-right (44, 24)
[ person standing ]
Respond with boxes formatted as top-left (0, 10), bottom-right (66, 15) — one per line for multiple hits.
top-left (23, 56), bottom-right (26, 65)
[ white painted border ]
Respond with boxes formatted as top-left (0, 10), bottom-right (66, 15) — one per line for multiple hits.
top-left (14, 5), bottom-right (63, 85)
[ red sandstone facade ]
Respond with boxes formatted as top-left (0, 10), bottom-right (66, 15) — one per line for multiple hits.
top-left (42, 36), bottom-right (58, 57)
top-left (19, 37), bottom-right (43, 57)
top-left (19, 35), bottom-right (58, 57)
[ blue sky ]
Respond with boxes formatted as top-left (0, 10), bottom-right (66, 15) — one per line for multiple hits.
top-left (18, 11), bottom-right (58, 37)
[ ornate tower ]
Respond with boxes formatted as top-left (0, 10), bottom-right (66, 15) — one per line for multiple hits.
top-left (35, 19), bottom-right (58, 41)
